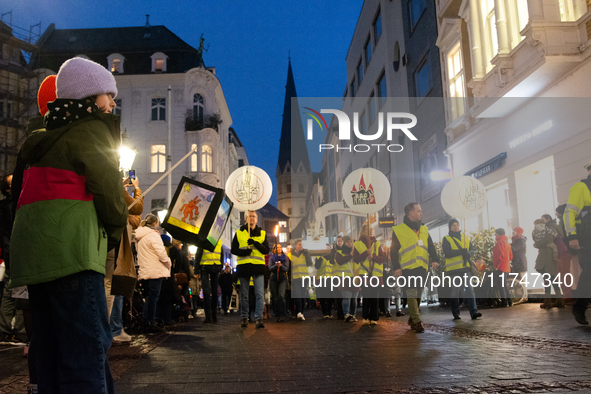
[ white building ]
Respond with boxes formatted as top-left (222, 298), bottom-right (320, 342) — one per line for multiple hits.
top-left (436, 0), bottom-right (591, 273)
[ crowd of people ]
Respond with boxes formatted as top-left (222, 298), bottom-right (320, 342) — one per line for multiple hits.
top-left (0, 55), bottom-right (589, 394)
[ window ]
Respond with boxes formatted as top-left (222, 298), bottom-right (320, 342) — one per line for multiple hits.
top-left (279, 221), bottom-right (287, 227)
top-left (288, 208), bottom-right (292, 215)
top-left (298, 183), bottom-right (304, 193)
top-left (151, 52), bottom-right (168, 72)
top-left (365, 37), bottom-right (372, 66)
top-left (414, 57), bottom-right (432, 98)
top-left (151, 198), bottom-right (167, 210)
top-left (151, 145), bottom-right (166, 173)
top-left (357, 59), bottom-right (363, 84)
top-left (113, 99), bottom-right (122, 117)
top-left (409, 0), bottom-right (427, 29)
top-left (201, 145), bottom-right (213, 173)
top-left (279, 233), bottom-right (287, 243)
top-left (482, 0), bottom-right (498, 71)
top-left (300, 207), bottom-right (304, 215)
top-left (107, 53), bottom-right (124, 74)
top-left (350, 78), bottom-right (356, 98)
top-left (369, 93), bottom-right (376, 126)
top-left (374, 9), bottom-right (382, 42)
top-left (151, 98), bottom-right (166, 121)
top-left (377, 72), bottom-right (387, 108)
top-left (190, 144), bottom-right (198, 172)
top-left (446, 42), bottom-right (465, 120)
top-left (287, 183), bottom-right (292, 193)
top-left (193, 93), bottom-right (204, 124)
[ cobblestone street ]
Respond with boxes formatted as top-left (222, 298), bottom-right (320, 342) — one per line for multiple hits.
top-left (2, 302), bottom-right (591, 393)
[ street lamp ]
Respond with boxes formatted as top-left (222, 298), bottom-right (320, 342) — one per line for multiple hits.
top-left (430, 169), bottom-right (451, 182)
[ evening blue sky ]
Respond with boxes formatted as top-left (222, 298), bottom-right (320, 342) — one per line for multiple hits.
top-left (3, 1), bottom-right (362, 205)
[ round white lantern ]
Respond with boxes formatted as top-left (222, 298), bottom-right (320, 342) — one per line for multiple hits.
top-left (440, 176), bottom-right (487, 219)
top-left (225, 166), bottom-right (273, 211)
top-left (342, 168), bottom-right (390, 215)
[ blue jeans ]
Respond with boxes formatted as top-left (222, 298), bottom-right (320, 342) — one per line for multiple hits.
top-left (110, 295), bottom-right (123, 337)
top-left (239, 275), bottom-right (264, 320)
top-left (269, 278), bottom-right (287, 318)
top-left (449, 273), bottom-right (478, 317)
top-left (28, 270), bottom-right (114, 394)
top-left (341, 290), bottom-right (359, 316)
top-left (142, 278), bottom-right (163, 323)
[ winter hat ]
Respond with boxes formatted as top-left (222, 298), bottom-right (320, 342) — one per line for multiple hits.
top-left (56, 57), bottom-right (117, 100)
top-left (448, 219), bottom-right (459, 230)
top-left (37, 75), bottom-right (57, 116)
top-left (514, 227), bottom-right (524, 237)
top-left (160, 234), bottom-right (172, 247)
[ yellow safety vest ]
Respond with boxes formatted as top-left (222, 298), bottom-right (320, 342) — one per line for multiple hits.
top-left (332, 249), bottom-right (356, 277)
top-left (565, 180), bottom-right (591, 238)
top-left (291, 251), bottom-right (309, 280)
top-left (235, 229), bottom-right (266, 266)
top-left (443, 235), bottom-right (470, 272)
top-left (316, 256), bottom-right (332, 278)
top-left (201, 240), bottom-right (222, 265)
top-left (393, 223), bottom-right (429, 271)
top-left (355, 240), bottom-right (383, 278)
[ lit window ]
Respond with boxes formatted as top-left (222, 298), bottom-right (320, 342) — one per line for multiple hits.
top-left (113, 99), bottom-right (122, 117)
top-left (193, 94), bottom-right (204, 124)
top-left (107, 53), bottom-right (124, 74)
top-left (151, 145), bottom-right (166, 173)
top-left (374, 9), bottom-right (382, 42)
top-left (151, 52), bottom-right (168, 72)
top-left (190, 144), bottom-right (198, 172)
top-left (279, 233), bottom-right (287, 243)
top-left (279, 221), bottom-right (287, 227)
top-left (482, 0), bottom-right (498, 71)
top-left (201, 145), bottom-right (213, 173)
top-left (414, 58), bottom-right (431, 98)
top-left (151, 98), bottom-right (166, 121)
top-left (365, 37), bottom-right (372, 66)
top-left (446, 42), bottom-right (465, 120)
top-left (409, 0), bottom-right (427, 28)
top-left (377, 72), bottom-right (387, 108)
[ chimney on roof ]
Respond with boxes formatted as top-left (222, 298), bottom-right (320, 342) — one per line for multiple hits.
top-left (145, 15), bottom-right (150, 27)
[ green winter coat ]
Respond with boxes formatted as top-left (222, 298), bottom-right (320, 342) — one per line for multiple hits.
top-left (10, 112), bottom-right (128, 287)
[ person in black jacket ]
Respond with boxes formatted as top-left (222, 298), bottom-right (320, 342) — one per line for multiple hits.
top-left (219, 264), bottom-right (234, 314)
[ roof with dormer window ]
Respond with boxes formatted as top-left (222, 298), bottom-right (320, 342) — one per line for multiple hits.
top-left (32, 24), bottom-right (205, 74)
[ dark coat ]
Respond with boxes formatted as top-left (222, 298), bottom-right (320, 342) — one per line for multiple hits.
top-left (511, 236), bottom-right (527, 273)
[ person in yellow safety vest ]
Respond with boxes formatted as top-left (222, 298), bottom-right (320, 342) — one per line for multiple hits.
top-left (353, 223), bottom-right (386, 325)
top-left (230, 210), bottom-right (269, 328)
top-left (315, 251), bottom-right (334, 318)
top-left (334, 235), bottom-right (360, 322)
top-left (565, 161), bottom-right (591, 325)
top-left (290, 239), bottom-right (312, 321)
top-left (199, 239), bottom-right (223, 324)
top-left (392, 203), bottom-right (440, 333)
top-left (442, 219), bottom-right (481, 321)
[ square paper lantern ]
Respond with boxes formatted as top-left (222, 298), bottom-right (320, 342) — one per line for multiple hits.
top-left (161, 176), bottom-right (233, 252)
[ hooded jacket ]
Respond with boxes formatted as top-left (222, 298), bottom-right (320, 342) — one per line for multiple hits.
top-left (493, 235), bottom-right (513, 273)
top-left (135, 226), bottom-right (171, 280)
top-left (10, 111), bottom-right (127, 287)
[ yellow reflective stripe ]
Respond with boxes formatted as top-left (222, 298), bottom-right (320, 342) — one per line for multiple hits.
top-left (446, 261), bottom-right (465, 271)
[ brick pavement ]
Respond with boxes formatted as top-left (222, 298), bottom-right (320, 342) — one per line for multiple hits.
top-left (1, 303), bottom-right (591, 393)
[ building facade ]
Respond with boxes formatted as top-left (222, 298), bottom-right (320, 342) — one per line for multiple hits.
top-left (436, 0), bottom-right (591, 275)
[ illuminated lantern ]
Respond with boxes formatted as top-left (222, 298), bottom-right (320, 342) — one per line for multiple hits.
top-left (342, 168), bottom-right (390, 215)
top-left (441, 176), bottom-right (487, 219)
top-left (225, 165), bottom-right (273, 211)
top-left (161, 176), bottom-right (233, 252)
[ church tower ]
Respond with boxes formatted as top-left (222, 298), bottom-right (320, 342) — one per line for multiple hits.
top-left (276, 59), bottom-right (312, 233)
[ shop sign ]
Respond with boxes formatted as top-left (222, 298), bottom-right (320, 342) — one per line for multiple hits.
top-left (465, 152), bottom-right (507, 179)
top-left (379, 216), bottom-right (397, 228)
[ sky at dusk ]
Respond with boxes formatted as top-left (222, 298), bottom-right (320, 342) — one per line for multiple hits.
top-left (3, 1), bottom-right (363, 205)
